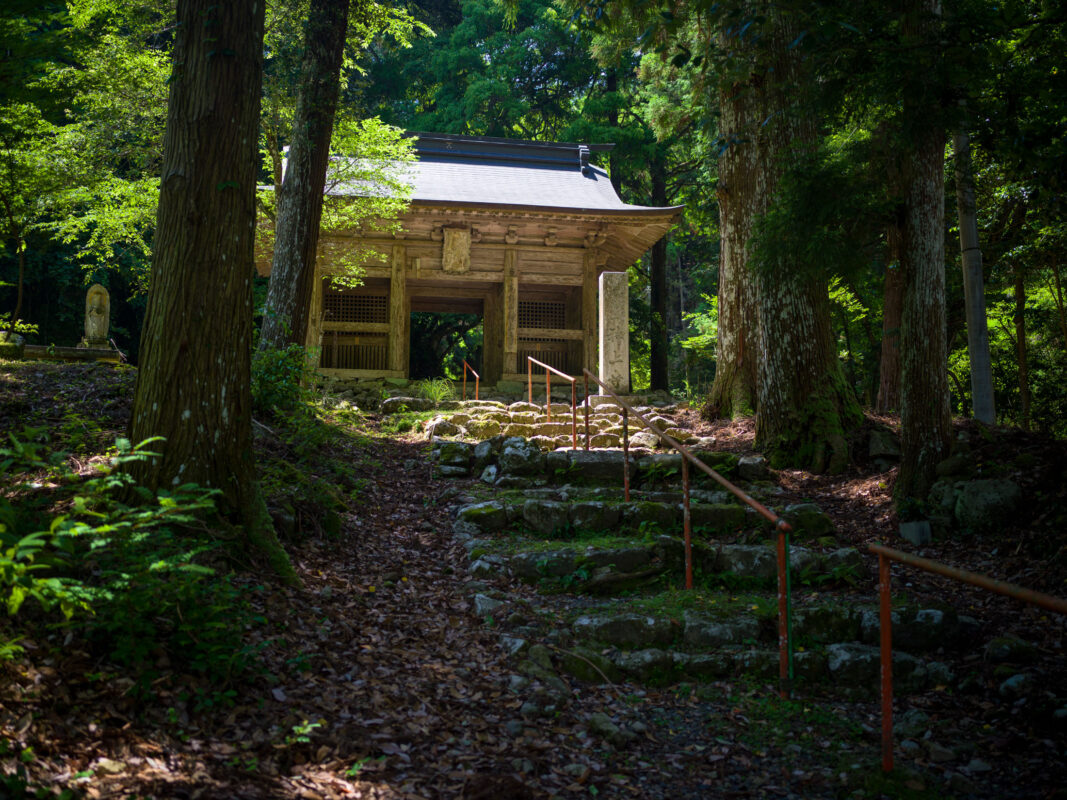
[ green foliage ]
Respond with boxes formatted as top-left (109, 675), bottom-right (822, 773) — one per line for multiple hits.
top-left (413, 377), bottom-right (456, 406)
top-left (251, 344), bottom-right (318, 417)
top-left (0, 429), bottom-right (266, 692)
top-left (749, 135), bottom-right (889, 285)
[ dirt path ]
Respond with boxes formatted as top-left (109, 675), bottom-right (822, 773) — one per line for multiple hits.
top-left (2, 366), bottom-right (1064, 799)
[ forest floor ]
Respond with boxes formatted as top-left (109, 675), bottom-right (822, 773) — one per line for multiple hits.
top-left (1, 361), bottom-right (1066, 800)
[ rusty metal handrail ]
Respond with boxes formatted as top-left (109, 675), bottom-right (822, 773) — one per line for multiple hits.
top-left (869, 543), bottom-right (1067, 773)
top-left (461, 360), bottom-right (479, 402)
top-left (582, 369), bottom-right (795, 698)
top-left (526, 356), bottom-right (578, 450)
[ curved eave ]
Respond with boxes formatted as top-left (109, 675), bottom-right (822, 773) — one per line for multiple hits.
top-left (409, 198), bottom-right (684, 218)
top-left (409, 199), bottom-right (683, 269)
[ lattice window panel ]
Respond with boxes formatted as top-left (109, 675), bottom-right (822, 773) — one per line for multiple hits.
top-left (518, 300), bottom-right (565, 329)
top-left (518, 337), bottom-right (574, 375)
top-left (320, 335), bottom-right (388, 370)
top-left (322, 288), bottom-right (388, 324)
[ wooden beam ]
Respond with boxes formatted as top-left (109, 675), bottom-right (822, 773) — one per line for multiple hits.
top-left (517, 273), bottom-right (583, 286)
top-left (389, 244), bottom-right (407, 373)
top-left (318, 368), bottom-right (405, 379)
top-left (322, 322), bottom-right (390, 333)
top-left (517, 327), bottom-right (584, 340)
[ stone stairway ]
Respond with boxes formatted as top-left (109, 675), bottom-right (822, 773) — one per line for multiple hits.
top-left (407, 401), bottom-right (994, 702)
top-left (381, 395), bottom-right (707, 451)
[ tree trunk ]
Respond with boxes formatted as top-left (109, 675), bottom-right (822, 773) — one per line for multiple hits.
top-left (876, 258), bottom-right (903, 413)
top-left (259, 0), bottom-right (350, 351)
top-left (896, 0), bottom-right (951, 501)
top-left (606, 69), bottom-right (622, 197)
top-left (954, 126), bottom-right (995, 424)
top-left (748, 19), bottom-right (859, 473)
top-left (1049, 257), bottom-right (1067, 359)
top-left (129, 0), bottom-right (295, 582)
top-left (649, 154), bottom-right (669, 391)
top-left (703, 79), bottom-right (760, 420)
top-left (1014, 263), bottom-right (1030, 431)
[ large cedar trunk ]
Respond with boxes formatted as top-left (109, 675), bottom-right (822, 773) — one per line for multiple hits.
top-left (1015, 263), bottom-right (1030, 430)
top-left (129, 0), bottom-right (294, 580)
top-left (259, 0), bottom-right (350, 351)
top-left (895, 0), bottom-right (951, 500)
top-left (649, 156), bottom-right (669, 391)
top-left (954, 126), bottom-right (995, 424)
top-left (876, 256), bottom-right (903, 413)
top-left (703, 80), bottom-right (760, 420)
top-left (750, 29), bottom-right (858, 473)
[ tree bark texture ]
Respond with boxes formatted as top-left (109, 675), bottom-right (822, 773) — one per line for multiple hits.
top-left (711, 12), bottom-right (859, 471)
top-left (896, 0), bottom-right (951, 500)
top-left (129, 0), bottom-right (294, 581)
top-left (703, 79), bottom-right (760, 420)
top-left (876, 260), bottom-right (903, 413)
top-left (954, 126), bottom-right (995, 425)
top-left (259, 0), bottom-right (350, 351)
top-left (1014, 263), bottom-right (1030, 430)
top-left (649, 155), bottom-right (669, 391)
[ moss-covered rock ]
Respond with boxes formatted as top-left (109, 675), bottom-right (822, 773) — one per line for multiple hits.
top-left (783, 503), bottom-right (835, 538)
top-left (623, 501), bottom-right (679, 531)
top-left (457, 501), bottom-right (510, 532)
top-left (569, 502), bottom-right (622, 532)
top-left (690, 503), bottom-right (746, 532)
top-left (558, 646), bottom-right (623, 684)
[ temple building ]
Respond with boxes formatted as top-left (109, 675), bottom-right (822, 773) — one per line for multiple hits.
top-left (261, 133), bottom-right (681, 392)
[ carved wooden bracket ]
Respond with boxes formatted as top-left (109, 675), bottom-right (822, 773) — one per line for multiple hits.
top-left (584, 230), bottom-right (607, 248)
top-left (430, 224), bottom-right (444, 242)
top-left (505, 226), bottom-right (520, 245)
top-left (544, 227), bottom-right (558, 246)
top-left (442, 226), bottom-right (471, 273)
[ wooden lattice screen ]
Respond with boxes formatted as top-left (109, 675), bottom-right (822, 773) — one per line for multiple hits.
top-left (518, 300), bottom-right (565, 329)
top-left (321, 334), bottom-right (388, 371)
top-left (322, 287), bottom-right (388, 324)
top-left (518, 338), bottom-right (573, 374)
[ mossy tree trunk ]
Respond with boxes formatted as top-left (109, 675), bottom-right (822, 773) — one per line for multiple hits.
top-left (707, 8), bottom-right (859, 470)
top-left (750, 23), bottom-right (858, 473)
top-left (259, 0), bottom-right (350, 351)
top-left (129, 0), bottom-right (295, 583)
top-left (703, 76), bottom-right (760, 420)
top-left (895, 0), bottom-right (952, 500)
top-left (649, 155), bottom-right (670, 392)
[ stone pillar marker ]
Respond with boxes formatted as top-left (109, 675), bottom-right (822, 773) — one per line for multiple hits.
top-left (598, 271), bottom-right (629, 394)
top-left (80, 284), bottom-right (110, 349)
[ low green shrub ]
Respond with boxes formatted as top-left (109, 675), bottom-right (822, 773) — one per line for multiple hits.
top-left (0, 431), bottom-right (265, 694)
top-left (251, 344), bottom-right (317, 416)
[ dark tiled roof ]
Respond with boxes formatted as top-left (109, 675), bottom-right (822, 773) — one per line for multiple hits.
top-left (335, 132), bottom-right (682, 217)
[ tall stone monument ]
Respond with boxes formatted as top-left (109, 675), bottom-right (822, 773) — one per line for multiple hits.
top-left (80, 284), bottom-right (110, 349)
top-left (598, 271), bottom-right (630, 394)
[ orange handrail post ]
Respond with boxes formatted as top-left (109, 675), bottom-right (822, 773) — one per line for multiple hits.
top-left (526, 356), bottom-right (580, 450)
top-left (461, 360), bottom-right (480, 402)
top-left (582, 369), bottom-right (794, 696)
top-left (868, 542), bottom-right (1067, 773)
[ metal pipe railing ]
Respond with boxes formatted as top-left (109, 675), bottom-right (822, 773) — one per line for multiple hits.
top-left (582, 369), bottom-right (794, 698)
top-left (526, 357), bottom-right (578, 450)
top-left (461, 360), bottom-right (479, 402)
top-left (869, 543), bottom-right (1067, 773)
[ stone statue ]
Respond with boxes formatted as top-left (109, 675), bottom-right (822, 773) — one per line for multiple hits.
top-left (80, 284), bottom-right (110, 348)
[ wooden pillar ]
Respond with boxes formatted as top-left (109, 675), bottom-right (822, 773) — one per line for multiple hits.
top-left (503, 248), bottom-right (518, 375)
top-left (483, 288), bottom-right (503, 385)
top-left (305, 268), bottom-right (324, 353)
top-left (582, 249), bottom-right (598, 374)
top-left (389, 243), bottom-right (407, 374)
